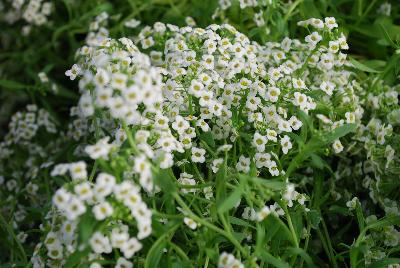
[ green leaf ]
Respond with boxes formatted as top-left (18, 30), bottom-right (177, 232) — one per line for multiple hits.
top-left (0, 79), bottom-right (27, 90)
top-left (368, 258), bottom-right (400, 268)
top-left (77, 212), bottom-right (97, 244)
top-left (228, 216), bottom-right (256, 229)
top-left (64, 247), bottom-right (91, 268)
top-left (200, 131), bottom-right (215, 148)
top-left (257, 251), bottom-right (291, 268)
top-left (154, 169), bottom-right (177, 193)
top-left (350, 57), bottom-right (381, 73)
top-left (238, 174), bottom-right (286, 190)
top-left (217, 186), bottom-right (242, 214)
top-left (324, 124), bottom-right (357, 144)
top-left (286, 247), bottom-right (315, 268)
top-left (308, 210), bottom-right (321, 229)
top-left (145, 239), bottom-right (166, 268)
top-left (144, 223), bottom-right (180, 268)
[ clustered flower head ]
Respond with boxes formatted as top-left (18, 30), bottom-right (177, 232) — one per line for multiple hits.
top-left (44, 18), bottom-right (372, 265)
top-left (1, 5), bottom-right (399, 267)
top-left (1, 0), bottom-right (52, 35)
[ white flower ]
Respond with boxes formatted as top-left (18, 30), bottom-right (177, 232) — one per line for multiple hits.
top-left (266, 86), bottom-right (280, 102)
top-left (184, 217), bottom-right (198, 230)
top-left (236, 155), bottom-right (250, 173)
top-left (74, 182), bottom-right (93, 201)
top-left (253, 132), bottom-right (267, 152)
top-left (305, 32), bottom-right (322, 46)
top-left (266, 129), bottom-right (278, 142)
top-left (85, 137), bottom-right (113, 159)
top-left (211, 158), bottom-right (224, 173)
top-left (293, 92), bottom-right (308, 110)
top-left (280, 135), bottom-right (292, 154)
top-left (328, 40), bottom-right (340, 53)
top-left (141, 37), bottom-right (155, 49)
top-left (26, 182), bottom-right (39, 195)
top-left (346, 197), bottom-right (359, 211)
top-left (121, 237), bottom-right (142, 258)
top-left (116, 257), bottom-right (133, 268)
top-left (242, 207), bottom-right (257, 221)
top-left (94, 68), bottom-right (110, 87)
top-left (191, 147), bottom-right (206, 163)
top-left (332, 139), bottom-right (344, 153)
top-left (289, 116), bottom-right (303, 130)
top-left (345, 112), bottom-right (355, 123)
top-left (38, 72), bottom-right (49, 83)
top-left (93, 201), bottom-right (114, 220)
top-left (218, 252), bottom-right (244, 268)
top-left (69, 161), bottom-right (87, 180)
top-left (65, 196), bottom-right (86, 220)
top-left (65, 64), bottom-right (81, 80)
top-left (111, 229), bottom-right (129, 249)
top-left (53, 188), bottom-right (71, 209)
top-left (320, 81), bottom-right (335, 96)
top-left (124, 18), bottom-right (141, 28)
top-left (254, 152), bottom-right (271, 168)
top-left (292, 78), bottom-right (307, 89)
top-left (96, 173), bottom-right (116, 188)
top-left (90, 232), bottom-right (112, 254)
top-left (283, 184), bottom-right (299, 207)
top-left (324, 17), bottom-right (338, 30)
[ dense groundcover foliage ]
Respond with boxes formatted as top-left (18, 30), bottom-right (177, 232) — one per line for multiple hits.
top-left (0, 1), bottom-right (399, 267)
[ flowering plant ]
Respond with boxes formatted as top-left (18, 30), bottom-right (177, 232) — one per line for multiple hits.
top-left (0, 1), bottom-right (399, 268)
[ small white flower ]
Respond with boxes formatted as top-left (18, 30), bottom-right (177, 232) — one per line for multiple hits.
top-left (90, 232), bottom-right (112, 254)
top-left (253, 132), bottom-right (267, 152)
top-left (65, 196), bottom-right (86, 220)
top-left (53, 188), bottom-right (71, 209)
top-left (93, 201), bottom-right (114, 220)
top-left (85, 137), bottom-right (113, 159)
top-left (324, 17), bottom-right (338, 30)
top-left (236, 155), bottom-right (250, 173)
top-left (266, 86), bottom-right (280, 102)
top-left (184, 217), bottom-right (198, 230)
top-left (121, 237), bottom-right (142, 258)
top-left (191, 147), bottom-right (206, 163)
top-left (65, 64), bottom-right (81, 80)
top-left (69, 161), bottom-right (87, 180)
top-left (124, 18), bottom-right (141, 28)
top-left (280, 135), bottom-right (292, 154)
top-left (305, 32), bottom-right (322, 46)
top-left (320, 81), bottom-right (335, 96)
top-left (116, 257), bottom-right (133, 268)
top-left (346, 197), bottom-right (359, 211)
top-left (332, 139), bottom-right (344, 153)
top-left (74, 182), bottom-right (93, 201)
top-left (211, 158), bottom-right (224, 173)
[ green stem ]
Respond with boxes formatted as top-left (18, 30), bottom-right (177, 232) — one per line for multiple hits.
top-left (283, 0), bottom-right (303, 22)
top-left (0, 212), bottom-right (27, 264)
top-left (173, 193), bottom-right (250, 260)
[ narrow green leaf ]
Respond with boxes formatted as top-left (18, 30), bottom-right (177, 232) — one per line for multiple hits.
top-left (217, 186), bottom-right (242, 214)
top-left (257, 251), bottom-right (291, 268)
top-left (154, 169), bottom-right (177, 193)
top-left (350, 57), bottom-right (381, 73)
top-left (64, 248), bottom-right (91, 268)
top-left (368, 258), bottom-right (400, 268)
top-left (0, 79), bottom-right (27, 90)
top-left (200, 131), bottom-right (215, 148)
top-left (324, 124), bottom-right (357, 144)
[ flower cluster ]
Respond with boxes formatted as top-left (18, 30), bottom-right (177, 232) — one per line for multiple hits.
top-left (1, 4), bottom-right (399, 267)
top-left (1, 0), bottom-right (52, 34)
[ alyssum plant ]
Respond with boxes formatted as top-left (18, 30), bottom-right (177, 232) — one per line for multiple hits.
top-left (21, 14), bottom-right (400, 268)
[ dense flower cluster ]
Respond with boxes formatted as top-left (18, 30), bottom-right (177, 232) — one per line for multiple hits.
top-left (0, 0), bottom-right (52, 34)
top-left (1, 2), bottom-right (399, 267)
